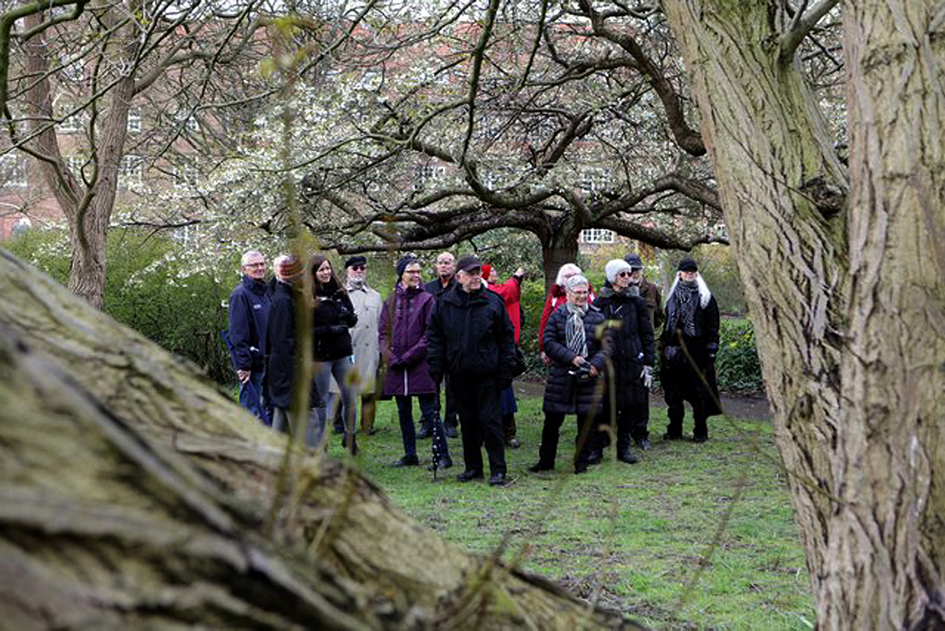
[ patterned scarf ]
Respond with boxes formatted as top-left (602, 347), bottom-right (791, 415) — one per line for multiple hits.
top-left (565, 303), bottom-right (588, 357)
top-left (668, 280), bottom-right (699, 338)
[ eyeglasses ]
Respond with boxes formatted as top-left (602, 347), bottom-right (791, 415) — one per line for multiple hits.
top-left (404, 269), bottom-right (422, 275)
top-left (616, 271), bottom-right (630, 277)
top-left (244, 262), bottom-right (266, 269)
top-left (350, 265), bottom-right (366, 271)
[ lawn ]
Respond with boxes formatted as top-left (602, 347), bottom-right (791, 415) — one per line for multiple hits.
top-left (329, 387), bottom-right (814, 630)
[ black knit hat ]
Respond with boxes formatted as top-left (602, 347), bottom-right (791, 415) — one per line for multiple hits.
top-left (677, 257), bottom-right (698, 272)
top-left (344, 255), bottom-right (367, 269)
top-left (625, 254), bottom-right (644, 269)
top-left (396, 255), bottom-right (418, 277)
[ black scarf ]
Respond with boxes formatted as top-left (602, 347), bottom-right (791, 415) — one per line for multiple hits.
top-left (666, 280), bottom-right (699, 339)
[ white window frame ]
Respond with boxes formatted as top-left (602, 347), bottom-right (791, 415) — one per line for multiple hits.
top-left (0, 154), bottom-right (28, 187)
top-left (118, 154), bottom-right (143, 188)
top-left (127, 106), bottom-right (142, 133)
top-left (581, 228), bottom-right (615, 244)
top-left (413, 164), bottom-right (447, 191)
top-left (174, 161), bottom-right (199, 189)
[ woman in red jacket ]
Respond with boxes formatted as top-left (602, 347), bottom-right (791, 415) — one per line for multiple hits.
top-left (538, 263), bottom-right (596, 365)
top-left (483, 263), bottom-right (525, 449)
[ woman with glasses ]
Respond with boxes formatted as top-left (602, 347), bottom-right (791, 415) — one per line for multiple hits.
top-left (592, 259), bottom-right (656, 464)
top-left (529, 274), bottom-right (610, 474)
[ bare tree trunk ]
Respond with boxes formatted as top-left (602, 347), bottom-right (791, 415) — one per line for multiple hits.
top-left (541, 232), bottom-right (580, 293)
top-left (663, 1), bottom-right (945, 628)
top-left (0, 249), bottom-right (642, 630)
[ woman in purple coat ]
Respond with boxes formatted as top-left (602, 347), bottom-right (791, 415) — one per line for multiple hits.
top-left (380, 256), bottom-right (452, 469)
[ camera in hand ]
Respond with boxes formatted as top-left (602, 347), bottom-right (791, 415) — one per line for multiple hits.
top-left (568, 363), bottom-right (593, 381)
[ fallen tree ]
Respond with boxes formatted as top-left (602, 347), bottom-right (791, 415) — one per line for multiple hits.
top-left (0, 249), bottom-right (641, 630)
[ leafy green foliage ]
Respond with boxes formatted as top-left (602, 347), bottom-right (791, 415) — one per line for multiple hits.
top-left (7, 228), bottom-right (235, 384)
top-left (715, 319), bottom-right (764, 393)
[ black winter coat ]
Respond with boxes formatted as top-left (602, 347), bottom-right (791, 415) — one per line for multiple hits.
top-left (594, 287), bottom-right (655, 408)
top-left (312, 287), bottom-right (358, 361)
top-left (227, 275), bottom-right (271, 371)
top-left (660, 285), bottom-right (722, 416)
top-left (541, 305), bottom-right (610, 415)
top-left (266, 280), bottom-right (299, 408)
top-left (426, 285), bottom-right (516, 381)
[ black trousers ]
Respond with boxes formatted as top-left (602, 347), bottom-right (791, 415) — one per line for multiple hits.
top-left (538, 411), bottom-right (597, 467)
top-left (434, 375), bottom-right (459, 427)
top-left (453, 377), bottom-right (505, 476)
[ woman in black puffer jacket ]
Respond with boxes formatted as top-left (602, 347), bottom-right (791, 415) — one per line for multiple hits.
top-left (593, 258), bottom-right (655, 464)
top-left (310, 255), bottom-right (359, 453)
top-left (529, 274), bottom-right (611, 474)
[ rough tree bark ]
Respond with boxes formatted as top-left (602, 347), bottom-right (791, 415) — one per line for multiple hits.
top-left (662, 1), bottom-right (944, 628)
top-left (0, 249), bottom-right (642, 630)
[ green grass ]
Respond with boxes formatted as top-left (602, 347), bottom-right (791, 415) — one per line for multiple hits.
top-left (330, 390), bottom-right (814, 630)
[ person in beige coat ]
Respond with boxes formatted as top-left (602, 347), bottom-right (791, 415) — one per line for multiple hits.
top-left (329, 255), bottom-right (383, 434)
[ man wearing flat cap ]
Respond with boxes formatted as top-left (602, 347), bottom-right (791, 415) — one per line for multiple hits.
top-left (341, 255), bottom-right (383, 434)
top-left (427, 255), bottom-right (519, 487)
top-left (660, 257), bottom-right (721, 443)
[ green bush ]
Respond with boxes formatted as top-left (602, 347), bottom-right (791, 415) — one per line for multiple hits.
top-left (714, 318), bottom-right (764, 393)
top-left (7, 228), bottom-right (235, 384)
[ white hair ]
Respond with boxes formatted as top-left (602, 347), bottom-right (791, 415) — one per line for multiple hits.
top-left (555, 263), bottom-right (583, 287)
top-left (272, 254), bottom-right (289, 281)
top-left (241, 250), bottom-right (264, 267)
top-left (666, 271), bottom-right (712, 308)
top-left (565, 274), bottom-right (589, 292)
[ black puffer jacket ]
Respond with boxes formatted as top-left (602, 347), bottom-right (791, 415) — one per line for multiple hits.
top-left (312, 287), bottom-right (358, 361)
top-left (593, 287), bottom-right (655, 407)
top-left (426, 284), bottom-right (516, 381)
top-left (541, 304), bottom-right (610, 415)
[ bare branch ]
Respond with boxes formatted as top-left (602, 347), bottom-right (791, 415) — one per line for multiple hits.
top-left (780, 0), bottom-right (841, 62)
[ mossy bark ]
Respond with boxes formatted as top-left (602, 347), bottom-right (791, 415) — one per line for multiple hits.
top-left (663, 0), bottom-right (945, 628)
top-left (0, 250), bottom-right (642, 629)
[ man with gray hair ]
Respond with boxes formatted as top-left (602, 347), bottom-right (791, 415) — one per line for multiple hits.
top-left (227, 249), bottom-right (272, 424)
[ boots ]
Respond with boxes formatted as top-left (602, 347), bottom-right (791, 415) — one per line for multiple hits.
top-left (342, 432), bottom-right (359, 456)
top-left (617, 447), bottom-right (639, 464)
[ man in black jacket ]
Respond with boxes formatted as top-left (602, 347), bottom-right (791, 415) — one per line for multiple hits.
top-left (427, 255), bottom-right (517, 487)
top-left (424, 251), bottom-right (459, 438)
top-left (227, 250), bottom-right (271, 424)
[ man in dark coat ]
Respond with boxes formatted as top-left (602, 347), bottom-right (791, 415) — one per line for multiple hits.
top-left (427, 255), bottom-right (518, 487)
top-left (622, 254), bottom-right (662, 450)
top-left (424, 251), bottom-right (459, 437)
top-left (661, 257), bottom-right (722, 442)
top-left (227, 249), bottom-right (271, 424)
top-left (529, 274), bottom-right (610, 474)
top-left (266, 255), bottom-right (307, 438)
top-left (594, 258), bottom-right (656, 463)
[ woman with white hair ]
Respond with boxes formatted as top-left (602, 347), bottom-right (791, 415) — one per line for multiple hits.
top-left (530, 274), bottom-right (610, 474)
top-left (538, 263), bottom-right (596, 365)
top-left (594, 258), bottom-right (655, 464)
top-left (660, 257), bottom-right (721, 442)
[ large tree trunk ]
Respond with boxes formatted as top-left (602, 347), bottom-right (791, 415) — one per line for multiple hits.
top-left (663, 1), bottom-right (945, 628)
top-left (21, 9), bottom-right (134, 310)
top-left (0, 249), bottom-right (641, 630)
top-left (541, 231), bottom-right (580, 293)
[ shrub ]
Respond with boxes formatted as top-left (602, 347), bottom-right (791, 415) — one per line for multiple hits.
top-left (7, 227), bottom-right (235, 384)
top-left (714, 318), bottom-right (764, 393)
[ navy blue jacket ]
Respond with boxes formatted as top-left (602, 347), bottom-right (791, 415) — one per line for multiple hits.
top-left (228, 275), bottom-right (271, 371)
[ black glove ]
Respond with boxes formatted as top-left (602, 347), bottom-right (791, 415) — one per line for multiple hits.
top-left (706, 342), bottom-right (719, 361)
top-left (664, 346), bottom-right (680, 363)
top-left (330, 324), bottom-right (348, 333)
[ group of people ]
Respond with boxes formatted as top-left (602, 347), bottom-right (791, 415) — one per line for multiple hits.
top-left (226, 248), bottom-right (721, 487)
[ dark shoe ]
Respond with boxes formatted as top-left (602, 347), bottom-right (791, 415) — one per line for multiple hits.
top-left (342, 433), bottom-right (359, 456)
top-left (528, 461), bottom-right (553, 473)
top-left (456, 469), bottom-right (484, 482)
top-left (427, 458), bottom-right (453, 471)
top-left (444, 424), bottom-right (459, 438)
top-left (361, 427), bottom-right (377, 436)
top-left (505, 437), bottom-right (521, 449)
top-left (618, 449), bottom-right (639, 464)
top-left (585, 449), bottom-right (603, 465)
top-left (417, 425), bottom-right (433, 440)
top-left (390, 454), bottom-right (420, 467)
top-left (574, 462), bottom-right (588, 474)
top-left (663, 431), bottom-right (684, 440)
top-left (693, 434), bottom-right (708, 443)
top-left (635, 438), bottom-right (651, 451)
top-left (488, 472), bottom-right (511, 487)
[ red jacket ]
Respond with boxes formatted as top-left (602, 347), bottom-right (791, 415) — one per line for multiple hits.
top-left (486, 275), bottom-right (522, 345)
